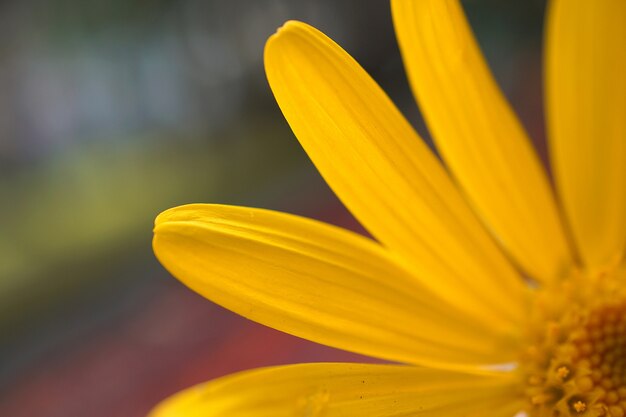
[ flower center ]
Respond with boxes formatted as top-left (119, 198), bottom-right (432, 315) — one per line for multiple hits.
top-left (523, 266), bottom-right (626, 417)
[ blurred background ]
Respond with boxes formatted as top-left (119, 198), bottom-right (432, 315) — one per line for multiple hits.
top-left (0, 1), bottom-right (545, 416)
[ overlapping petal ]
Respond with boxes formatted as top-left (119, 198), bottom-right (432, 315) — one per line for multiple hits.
top-left (392, 0), bottom-right (573, 282)
top-left (264, 20), bottom-right (528, 326)
top-left (150, 363), bottom-right (523, 417)
top-left (154, 204), bottom-right (521, 367)
top-left (545, 0), bottom-right (626, 269)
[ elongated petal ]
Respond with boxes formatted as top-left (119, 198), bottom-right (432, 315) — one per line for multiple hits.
top-left (546, 1), bottom-right (626, 268)
top-left (265, 21), bottom-right (527, 326)
top-left (392, 0), bottom-right (573, 282)
top-left (149, 363), bottom-right (523, 417)
top-left (154, 204), bottom-right (521, 367)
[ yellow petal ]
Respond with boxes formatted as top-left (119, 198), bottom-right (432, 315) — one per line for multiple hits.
top-left (149, 363), bottom-right (523, 417)
top-left (546, 0), bottom-right (626, 269)
top-left (265, 21), bottom-right (528, 326)
top-left (391, 0), bottom-right (573, 282)
top-left (154, 204), bottom-right (521, 367)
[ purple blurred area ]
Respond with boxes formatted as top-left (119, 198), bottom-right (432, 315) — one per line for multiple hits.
top-left (0, 1), bottom-right (545, 416)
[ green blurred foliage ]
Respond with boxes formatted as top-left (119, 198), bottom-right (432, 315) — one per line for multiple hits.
top-left (0, 117), bottom-right (309, 333)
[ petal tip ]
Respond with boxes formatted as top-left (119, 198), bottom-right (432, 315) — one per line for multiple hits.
top-left (154, 206), bottom-right (181, 228)
top-left (265, 20), bottom-right (314, 52)
top-left (153, 203), bottom-right (210, 230)
top-left (275, 20), bottom-right (308, 36)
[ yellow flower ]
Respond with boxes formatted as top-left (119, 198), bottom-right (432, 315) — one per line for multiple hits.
top-left (150, 1), bottom-right (626, 416)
